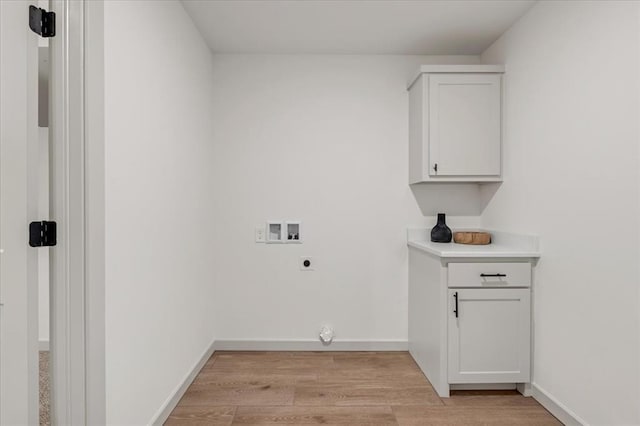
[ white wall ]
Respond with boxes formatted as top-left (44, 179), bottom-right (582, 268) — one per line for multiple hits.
top-left (210, 54), bottom-right (481, 343)
top-left (481, 2), bottom-right (640, 424)
top-left (104, 1), bottom-right (216, 424)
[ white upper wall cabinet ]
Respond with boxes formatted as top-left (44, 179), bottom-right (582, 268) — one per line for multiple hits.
top-left (408, 65), bottom-right (504, 183)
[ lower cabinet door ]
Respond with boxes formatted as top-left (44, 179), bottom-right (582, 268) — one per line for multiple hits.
top-left (448, 288), bottom-right (530, 383)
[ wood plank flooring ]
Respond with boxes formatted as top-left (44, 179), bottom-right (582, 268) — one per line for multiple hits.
top-left (166, 351), bottom-right (561, 425)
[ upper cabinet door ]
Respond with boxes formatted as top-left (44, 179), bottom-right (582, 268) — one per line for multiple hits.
top-left (428, 74), bottom-right (502, 177)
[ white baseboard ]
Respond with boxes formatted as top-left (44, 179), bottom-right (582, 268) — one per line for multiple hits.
top-left (532, 383), bottom-right (587, 426)
top-left (150, 339), bottom-right (216, 426)
top-left (39, 340), bottom-right (50, 351)
top-left (212, 339), bottom-right (408, 351)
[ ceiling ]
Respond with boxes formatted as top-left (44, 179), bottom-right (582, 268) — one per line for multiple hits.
top-left (181, 0), bottom-right (535, 55)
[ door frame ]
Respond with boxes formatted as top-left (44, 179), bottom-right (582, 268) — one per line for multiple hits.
top-left (0, 2), bottom-right (40, 423)
top-left (49, 0), bottom-right (105, 423)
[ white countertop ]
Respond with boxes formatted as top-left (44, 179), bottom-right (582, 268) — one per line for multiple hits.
top-left (407, 229), bottom-right (541, 259)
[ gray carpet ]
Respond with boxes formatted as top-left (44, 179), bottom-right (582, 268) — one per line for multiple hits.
top-left (39, 351), bottom-right (50, 426)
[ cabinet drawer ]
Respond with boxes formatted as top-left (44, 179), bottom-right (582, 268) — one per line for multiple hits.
top-left (448, 262), bottom-right (531, 288)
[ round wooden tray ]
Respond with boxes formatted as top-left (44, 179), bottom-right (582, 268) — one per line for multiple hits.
top-left (453, 231), bottom-right (491, 245)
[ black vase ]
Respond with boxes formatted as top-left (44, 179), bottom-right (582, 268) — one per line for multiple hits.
top-left (431, 213), bottom-right (452, 243)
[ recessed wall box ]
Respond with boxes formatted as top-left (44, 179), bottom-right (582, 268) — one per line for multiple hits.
top-left (285, 221), bottom-right (301, 243)
top-left (266, 222), bottom-right (284, 243)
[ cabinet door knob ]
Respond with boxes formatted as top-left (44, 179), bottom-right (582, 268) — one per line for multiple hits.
top-left (433, 163), bottom-right (438, 173)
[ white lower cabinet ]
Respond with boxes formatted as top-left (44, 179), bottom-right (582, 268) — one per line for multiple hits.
top-left (408, 246), bottom-right (536, 398)
top-left (448, 288), bottom-right (530, 384)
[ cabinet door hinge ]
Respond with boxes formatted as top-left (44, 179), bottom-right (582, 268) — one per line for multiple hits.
top-left (29, 5), bottom-right (56, 38)
top-left (29, 221), bottom-right (57, 247)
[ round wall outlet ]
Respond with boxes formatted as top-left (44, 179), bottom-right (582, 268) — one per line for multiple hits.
top-left (300, 256), bottom-right (314, 270)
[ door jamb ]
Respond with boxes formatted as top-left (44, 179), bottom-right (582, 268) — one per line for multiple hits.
top-left (49, 0), bottom-right (105, 424)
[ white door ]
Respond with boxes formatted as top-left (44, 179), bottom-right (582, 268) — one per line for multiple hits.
top-left (448, 288), bottom-right (530, 384)
top-left (0, 1), bottom-right (40, 424)
top-left (428, 74), bottom-right (501, 177)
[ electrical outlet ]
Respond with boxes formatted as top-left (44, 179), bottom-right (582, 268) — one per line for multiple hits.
top-left (300, 256), bottom-right (314, 271)
top-left (255, 226), bottom-right (265, 243)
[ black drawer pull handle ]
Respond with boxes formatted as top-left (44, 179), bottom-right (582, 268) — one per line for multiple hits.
top-left (480, 273), bottom-right (507, 277)
top-left (453, 292), bottom-right (458, 318)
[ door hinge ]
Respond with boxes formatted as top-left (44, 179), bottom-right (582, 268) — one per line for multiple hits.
top-left (29, 221), bottom-right (57, 247)
top-left (29, 5), bottom-right (56, 38)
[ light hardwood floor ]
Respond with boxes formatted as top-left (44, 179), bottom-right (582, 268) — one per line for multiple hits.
top-left (166, 351), bottom-right (561, 425)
